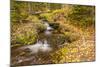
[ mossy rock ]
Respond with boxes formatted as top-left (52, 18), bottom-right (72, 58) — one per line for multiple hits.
top-left (49, 23), bottom-right (60, 29)
top-left (34, 22), bottom-right (47, 33)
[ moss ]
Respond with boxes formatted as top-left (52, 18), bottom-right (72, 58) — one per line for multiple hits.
top-left (34, 22), bottom-right (46, 33)
top-left (27, 15), bottom-right (47, 32)
top-left (16, 29), bottom-right (37, 45)
top-left (11, 22), bottom-right (38, 47)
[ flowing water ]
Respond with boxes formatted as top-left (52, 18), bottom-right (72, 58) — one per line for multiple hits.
top-left (11, 21), bottom-right (55, 66)
top-left (11, 20), bottom-right (68, 66)
top-left (20, 21), bottom-right (53, 53)
top-left (44, 22), bottom-right (53, 35)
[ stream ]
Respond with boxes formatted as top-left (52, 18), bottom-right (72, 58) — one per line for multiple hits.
top-left (20, 21), bottom-right (53, 54)
top-left (11, 20), bottom-right (67, 66)
top-left (11, 21), bottom-right (55, 66)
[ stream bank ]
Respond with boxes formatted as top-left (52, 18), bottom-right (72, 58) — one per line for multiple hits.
top-left (11, 19), bottom-right (71, 66)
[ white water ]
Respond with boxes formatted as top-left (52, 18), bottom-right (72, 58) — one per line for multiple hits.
top-left (23, 40), bottom-right (52, 53)
top-left (45, 30), bottom-right (51, 35)
top-left (44, 22), bottom-right (53, 35)
top-left (20, 22), bottom-right (53, 54)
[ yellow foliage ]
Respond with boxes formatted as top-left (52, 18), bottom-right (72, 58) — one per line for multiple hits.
top-left (50, 47), bottom-right (68, 63)
top-left (71, 48), bottom-right (78, 53)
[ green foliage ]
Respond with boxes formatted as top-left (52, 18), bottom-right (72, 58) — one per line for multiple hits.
top-left (49, 3), bottom-right (62, 10)
top-left (31, 2), bottom-right (49, 12)
top-left (11, 10), bottom-right (19, 22)
top-left (34, 22), bottom-right (47, 32)
top-left (11, 1), bottom-right (29, 23)
top-left (16, 29), bottom-right (37, 45)
top-left (69, 5), bottom-right (95, 28)
top-left (40, 13), bottom-right (53, 22)
top-left (52, 9), bottom-right (65, 15)
top-left (26, 15), bottom-right (47, 32)
top-left (26, 15), bottom-right (41, 23)
top-left (52, 9), bottom-right (66, 21)
top-left (40, 9), bottom-right (67, 22)
top-left (50, 47), bottom-right (68, 63)
top-left (11, 1), bottom-right (95, 64)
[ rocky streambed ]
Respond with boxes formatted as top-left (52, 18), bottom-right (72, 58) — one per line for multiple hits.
top-left (11, 20), bottom-right (69, 66)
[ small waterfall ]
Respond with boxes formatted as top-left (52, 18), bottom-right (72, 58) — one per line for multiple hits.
top-left (43, 22), bottom-right (53, 35)
top-left (25, 22), bottom-right (53, 53)
top-left (44, 23), bottom-right (53, 30)
top-left (21, 40), bottom-right (52, 54)
top-left (39, 40), bottom-right (52, 52)
top-left (18, 21), bottom-right (53, 54)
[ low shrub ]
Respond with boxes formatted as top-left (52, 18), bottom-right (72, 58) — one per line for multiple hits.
top-left (64, 32), bottom-right (80, 43)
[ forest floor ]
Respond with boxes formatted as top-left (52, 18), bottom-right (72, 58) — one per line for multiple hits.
top-left (11, 21), bottom-right (95, 66)
top-left (63, 23), bottom-right (95, 63)
top-left (11, 12), bottom-right (95, 66)
top-left (11, 2), bottom-right (95, 66)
